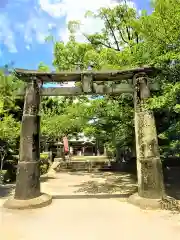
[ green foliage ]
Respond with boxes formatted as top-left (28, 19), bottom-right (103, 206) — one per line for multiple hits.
top-left (0, 71), bottom-right (21, 147)
top-left (41, 97), bottom-right (90, 141)
top-left (84, 4), bottom-right (139, 50)
top-left (40, 152), bottom-right (49, 159)
top-left (53, 40), bottom-right (93, 71)
top-left (0, 0), bottom-right (179, 169)
top-left (0, 0), bottom-right (163, 162)
top-left (1, 169), bottom-right (16, 183)
top-left (50, 0), bottom-right (180, 158)
top-left (0, 71), bottom-right (22, 113)
top-left (0, 71), bottom-right (21, 182)
top-left (39, 153), bottom-right (50, 175)
top-left (0, 115), bottom-right (20, 146)
top-left (38, 62), bottom-right (50, 72)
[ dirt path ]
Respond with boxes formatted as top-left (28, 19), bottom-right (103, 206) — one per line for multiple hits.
top-left (0, 172), bottom-right (180, 240)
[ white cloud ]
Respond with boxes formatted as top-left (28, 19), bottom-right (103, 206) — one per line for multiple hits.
top-left (0, 1), bottom-right (60, 53)
top-left (0, 14), bottom-right (17, 53)
top-left (4, 34), bottom-right (18, 53)
top-left (26, 45), bottom-right (31, 50)
top-left (48, 23), bottom-right (56, 30)
top-left (0, 0), bottom-right (137, 53)
top-left (39, 0), bottom-right (137, 43)
top-left (36, 31), bottom-right (47, 44)
top-left (39, 0), bottom-right (66, 18)
top-left (16, 14), bottom-right (57, 44)
top-left (39, 0), bottom-right (118, 19)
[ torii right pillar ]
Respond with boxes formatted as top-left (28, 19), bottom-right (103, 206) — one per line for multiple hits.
top-left (129, 72), bottom-right (166, 209)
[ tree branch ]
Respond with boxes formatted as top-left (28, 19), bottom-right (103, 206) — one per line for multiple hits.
top-left (135, 31), bottom-right (139, 44)
top-left (115, 10), bottom-right (129, 45)
top-left (118, 28), bottom-right (129, 44)
top-left (126, 26), bottom-right (132, 41)
top-left (84, 34), bottom-right (119, 51)
top-left (102, 12), bottom-right (121, 51)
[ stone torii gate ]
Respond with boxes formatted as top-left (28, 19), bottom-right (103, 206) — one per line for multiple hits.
top-left (4, 66), bottom-right (166, 210)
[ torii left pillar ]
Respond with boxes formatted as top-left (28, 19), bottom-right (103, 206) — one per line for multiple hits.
top-left (4, 79), bottom-right (52, 210)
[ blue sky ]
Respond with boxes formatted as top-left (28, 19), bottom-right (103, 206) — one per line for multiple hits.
top-left (0, 0), bottom-right (151, 71)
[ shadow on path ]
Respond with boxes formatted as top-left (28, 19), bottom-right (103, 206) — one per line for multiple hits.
top-left (72, 172), bottom-right (137, 195)
top-left (40, 175), bottom-right (56, 183)
top-left (52, 192), bottom-right (135, 199)
top-left (164, 167), bottom-right (180, 200)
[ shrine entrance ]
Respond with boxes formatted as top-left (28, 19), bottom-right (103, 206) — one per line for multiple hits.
top-left (3, 66), bottom-right (166, 209)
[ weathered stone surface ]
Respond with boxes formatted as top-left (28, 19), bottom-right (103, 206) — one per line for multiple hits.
top-left (3, 193), bottom-right (52, 210)
top-left (17, 83), bottom-right (134, 96)
top-left (133, 73), bottom-right (165, 200)
top-left (82, 74), bottom-right (93, 93)
top-left (15, 162), bottom-right (40, 200)
top-left (17, 83), bottom-right (159, 96)
top-left (12, 79), bottom-right (44, 203)
top-left (128, 193), bottom-right (162, 210)
top-left (15, 66), bottom-right (158, 82)
top-left (138, 157), bottom-right (165, 198)
top-left (19, 115), bottom-right (40, 163)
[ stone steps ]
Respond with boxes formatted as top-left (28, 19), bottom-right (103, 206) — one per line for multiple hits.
top-left (53, 160), bottom-right (111, 172)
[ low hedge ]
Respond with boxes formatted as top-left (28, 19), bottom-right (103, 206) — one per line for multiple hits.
top-left (1, 152), bottom-right (51, 183)
top-left (39, 152), bottom-right (50, 175)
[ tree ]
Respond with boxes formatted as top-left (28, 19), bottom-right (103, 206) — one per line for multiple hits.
top-left (0, 71), bottom-right (21, 141)
top-left (0, 114), bottom-right (20, 182)
top-left (41, 98), bottom-right (90, 141)
top-left (84, 3), bottom-right (139, 51)
top-left (0, 71), bottom-right (21, 183)
top-left (51, 3), bottom-right (138, 158)
top-left (44, 0), bottom-right (180, 161)
top-left (136, 0), bottom-right (180, 157)
top-left (38, 62), bottom-right (50, 72)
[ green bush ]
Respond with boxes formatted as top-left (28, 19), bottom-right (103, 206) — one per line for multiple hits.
top-left (0, 153), bottom-right (50, 183)
top-left (0, 168), bottom-right (16, 183)
top-left (39, 152), bottom-right (50, 175)
top-left (40, 152), bottom-right (49, 160)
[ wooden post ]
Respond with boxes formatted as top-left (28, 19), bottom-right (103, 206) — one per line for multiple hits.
top-left (133, 73), bottom-right (165, 199)
top-left (3, 79), bottom-right (52, 209)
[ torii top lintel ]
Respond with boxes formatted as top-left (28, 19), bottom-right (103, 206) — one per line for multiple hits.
top-left (14, 66), bottom-right (159, 83)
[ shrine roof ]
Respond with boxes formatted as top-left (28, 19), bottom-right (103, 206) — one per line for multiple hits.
top-left (14, 66), bottom-right (159, 83)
